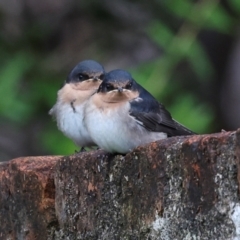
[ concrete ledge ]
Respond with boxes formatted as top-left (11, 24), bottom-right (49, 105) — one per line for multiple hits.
top-left (0, 130), bottom-right (239, 239)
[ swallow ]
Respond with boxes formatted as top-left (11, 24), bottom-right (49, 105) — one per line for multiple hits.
top-left (49, 60), bottom-right (105, 151)
top-left (84, 69), bottom-right (195, 154)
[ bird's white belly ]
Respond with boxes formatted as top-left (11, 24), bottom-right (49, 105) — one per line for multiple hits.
top-left (53, 103), bottom-right (94, 147)
top-left (85, 103), bottom-right (167, 153)
top-left (90, 112), bottom-right (130, 152)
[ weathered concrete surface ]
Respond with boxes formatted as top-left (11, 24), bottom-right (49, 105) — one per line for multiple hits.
top-left (1, 130), bottom-right (240, 239)
top-left (0, 156), bottom-right (61, 240)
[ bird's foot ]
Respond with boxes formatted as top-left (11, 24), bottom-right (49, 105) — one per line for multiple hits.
top-left (75, 147), bottom-right (86, 154)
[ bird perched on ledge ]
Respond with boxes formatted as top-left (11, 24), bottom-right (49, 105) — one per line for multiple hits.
top-left (84, 69), bottom-right (195, 154)
top-left (49, 60), bottom-right (105, 151)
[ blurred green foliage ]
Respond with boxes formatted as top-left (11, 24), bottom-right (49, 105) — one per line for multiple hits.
top-left (0, 52), bottom-right (34, 123)
top-left (230, 0), bottom-right (240, 12)
top-left (0, 0), bottom-right (239, 159)
top-left (132, 0), bottom-right (239, 134)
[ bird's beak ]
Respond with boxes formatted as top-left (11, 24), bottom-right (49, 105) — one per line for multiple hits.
top-left (118, 87), bottom-right (123, 93)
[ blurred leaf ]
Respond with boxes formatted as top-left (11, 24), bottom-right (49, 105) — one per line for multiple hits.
top-left (149, 25), bottom-right (214, 82)
top-left (229, 0), bottom-right (240, 13)
top-left (41, 123), bottom-right (77, 155)
top-left (168, 93), bottom-right (214, 134)
top-left (163, 0), bottom-right (193, 20)
top-left (186, 40), bottom-right (214, 80)
top-left (130, 59), bottom-right (178, 99)
top-left (164, 0), bottom-right (234, 33)
top-left (0, 52), bottom-right (35, 123)
top-left (28, 73), bottom-right (63, 105)
top-left (202, 3), bottom-right (235, 33)
top-left (149, 20), bottom-right (175, 49)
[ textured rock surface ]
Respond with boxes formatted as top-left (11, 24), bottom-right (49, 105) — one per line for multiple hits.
top-left (1, 130), bottom-right (240, 239)
top-left (0, 156), bottom-right (61, 240)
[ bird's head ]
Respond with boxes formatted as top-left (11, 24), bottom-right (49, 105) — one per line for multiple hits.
top-left (65, 60), bottom-right (105, 91)
top-left (97, 69), bottom-right (139, 103)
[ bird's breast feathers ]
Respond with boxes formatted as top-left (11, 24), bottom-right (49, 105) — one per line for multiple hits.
top-left (57, 83), bottom-right (98, 106)
top-left (85, 95), bottom-right (167, 153)
top-left (90, 90), bottom-right (139, 112)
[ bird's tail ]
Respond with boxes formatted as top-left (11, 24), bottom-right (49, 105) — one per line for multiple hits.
top-left (173, 119), bottom-right (196, 135)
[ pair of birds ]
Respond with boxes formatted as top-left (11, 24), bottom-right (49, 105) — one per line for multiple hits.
top-left (49, 60), bottom-right (195, 154)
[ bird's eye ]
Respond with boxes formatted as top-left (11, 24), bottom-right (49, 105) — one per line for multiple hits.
top-left (99, 74), bottom-right (104, 80)
top-left (78, 74), bottom-right (87, 81)
top-left (125, 82), bottom-right (132, 89)
top-left (105, 83), bottom-right (114, 91)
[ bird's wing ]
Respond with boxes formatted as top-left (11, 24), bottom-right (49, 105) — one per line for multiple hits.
top-left (129, 88), bottom-right (195, 136)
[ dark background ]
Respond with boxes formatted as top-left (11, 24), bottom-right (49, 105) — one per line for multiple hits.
top-left (0, 0), bottom-right (240, 161)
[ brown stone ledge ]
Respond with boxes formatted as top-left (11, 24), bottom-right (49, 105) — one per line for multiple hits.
top-left (1, 130), bottom-right (240, 239)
